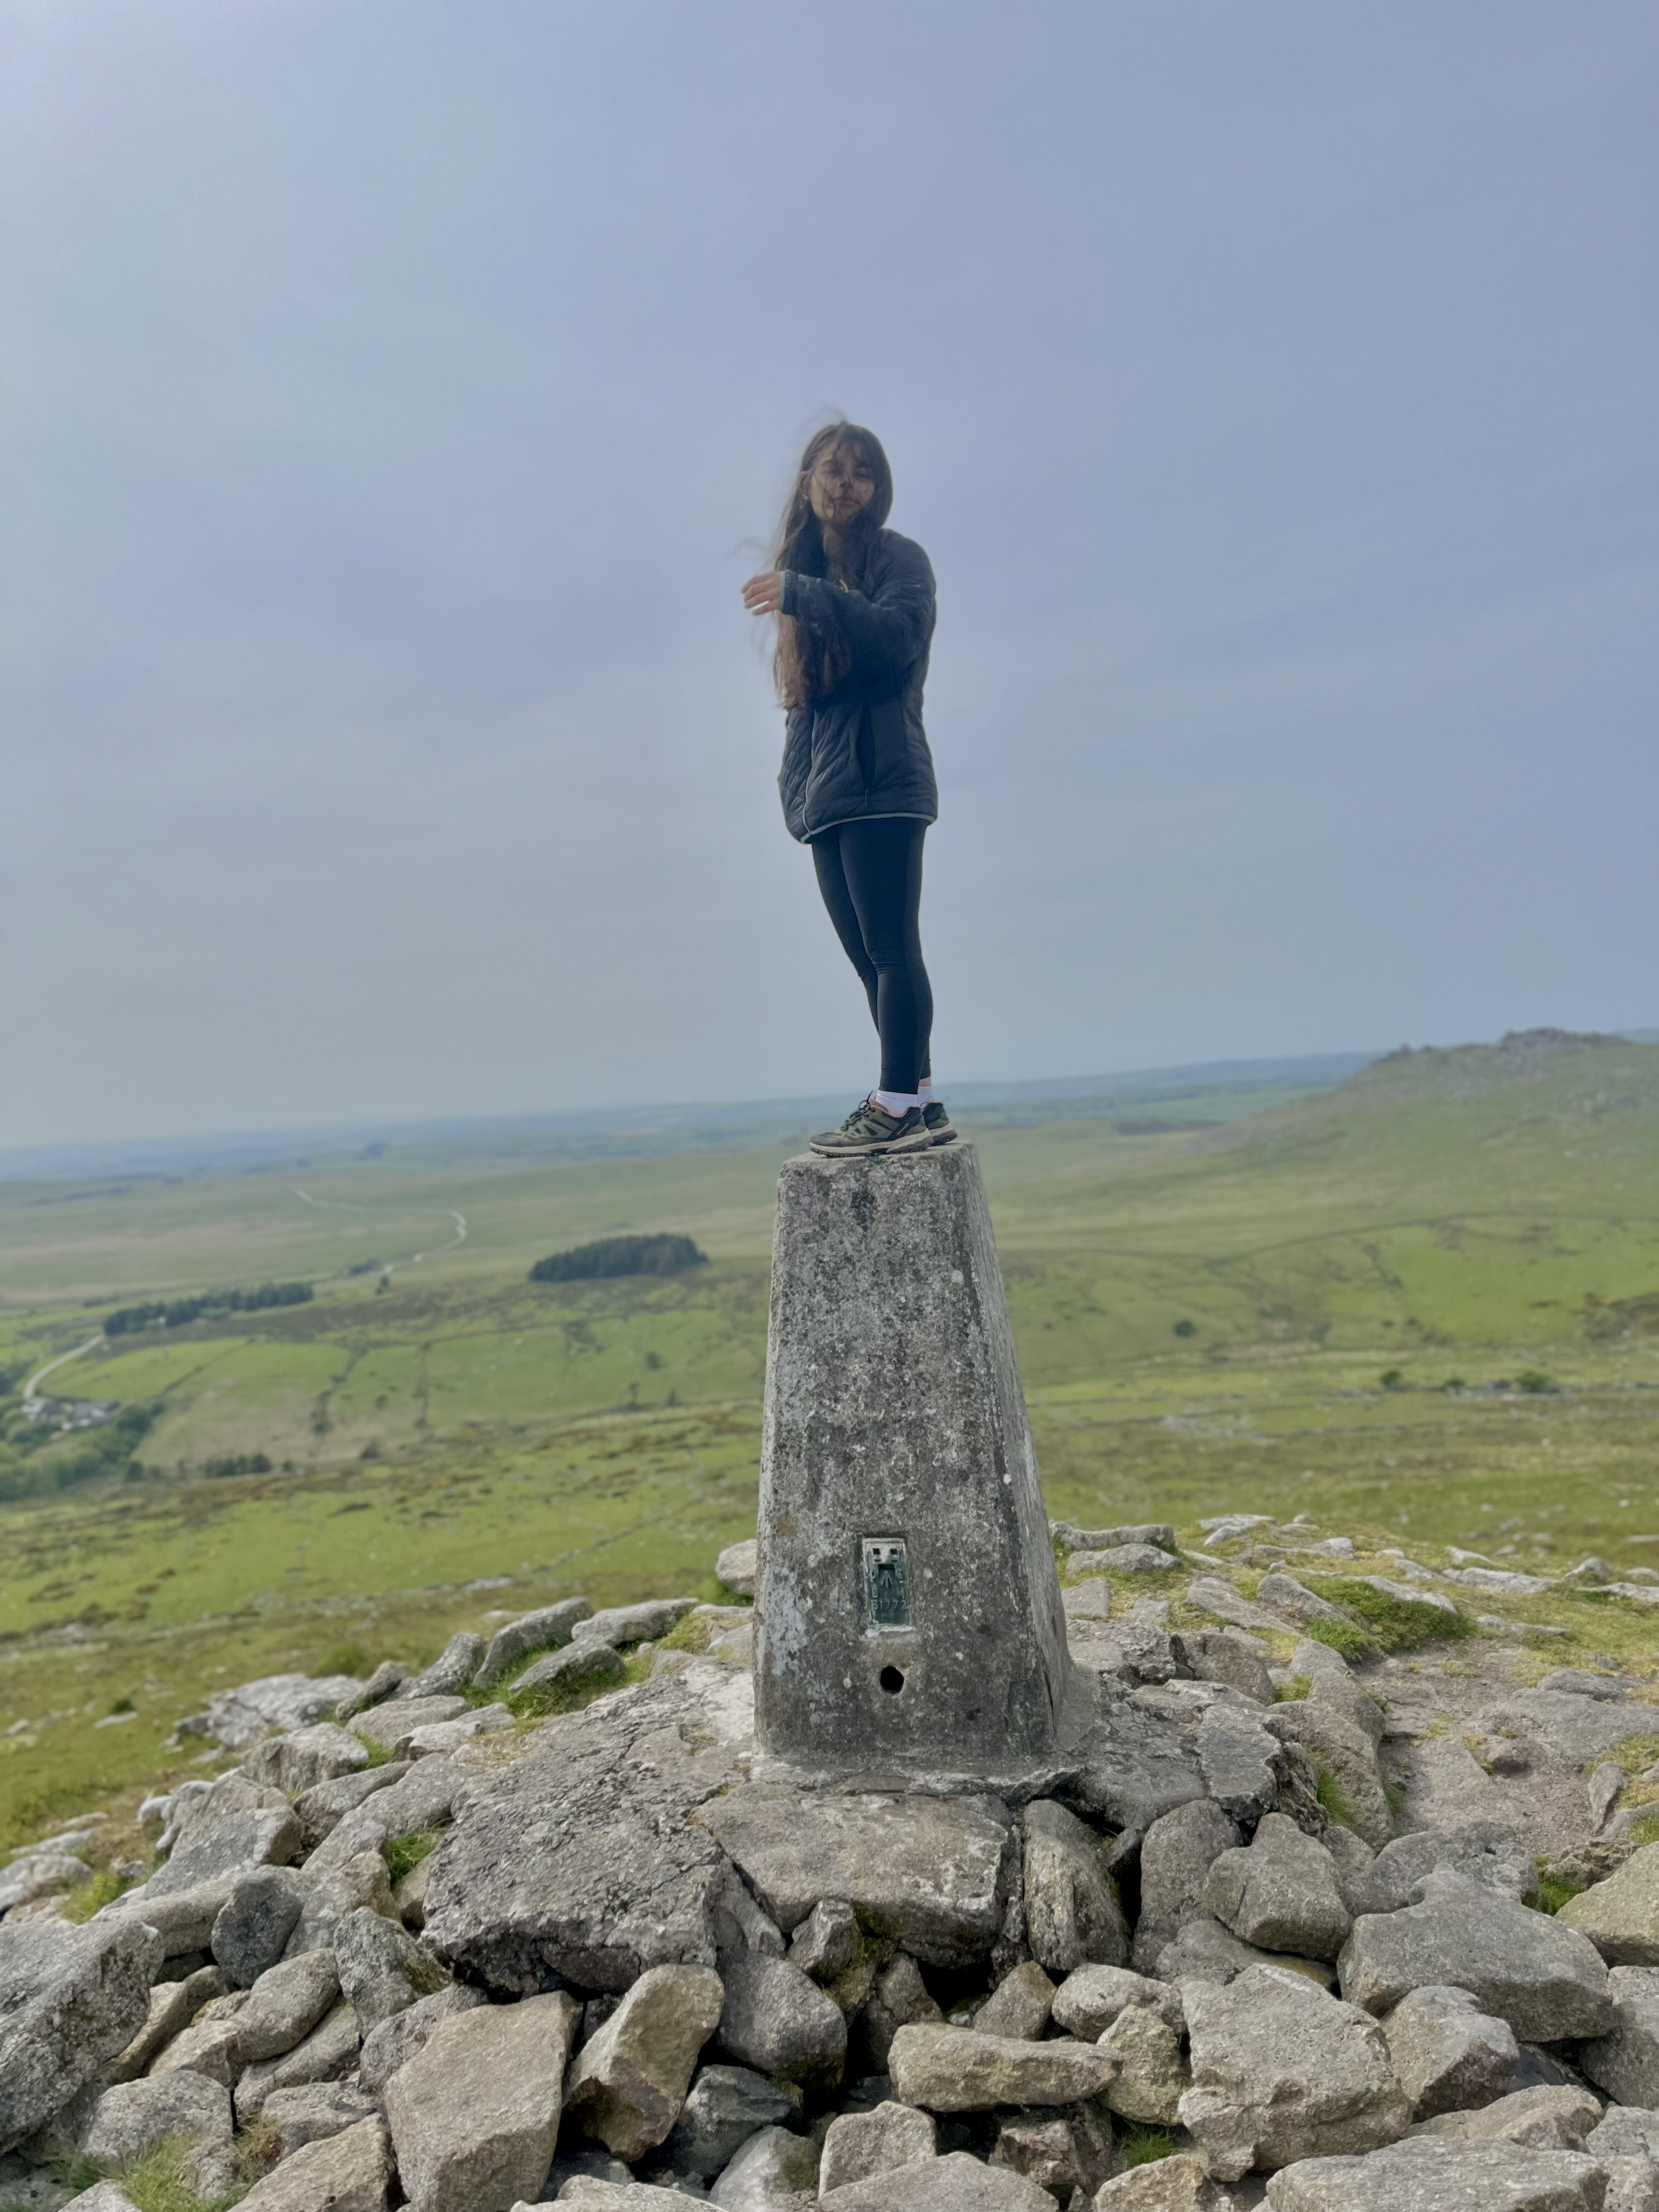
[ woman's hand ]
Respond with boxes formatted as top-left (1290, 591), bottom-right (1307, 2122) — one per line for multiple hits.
top-left (742, 571), bottom-right (783, 616)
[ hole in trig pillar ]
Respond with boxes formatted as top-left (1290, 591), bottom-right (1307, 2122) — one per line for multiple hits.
top-left (879, 1665), bottom-right (905, 1695)
top-left (861, 1537), bottom-right (911, 1631)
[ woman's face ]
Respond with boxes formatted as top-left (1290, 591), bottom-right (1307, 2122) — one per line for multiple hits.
top-left (807, 444), bottom-right (877, 532)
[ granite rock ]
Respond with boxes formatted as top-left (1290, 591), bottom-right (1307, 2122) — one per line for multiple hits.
top-left (472, 1600), bottom-right (596, 1689)
top-left (397, 1633), bottom-right (487, 1702)
top-left (235, 1946), bottom-right (343, 2063)
top-left (1559, 1846), bottom-right (1659, 1966)
top-left (1418, 2085), bottom-right (1602, 2151)
top-left (383, 1991), bottom-right (580, 2212)
top-left (887, 2023), bottom-right (1116, 2111)
top-left (235, 1999), bottom-right (362, 2120)
top-left (212, 1866), bottom-right (308, 1987)
top-left (1181, 1630), bottom-right (1274, 1706)
top-left (1094, 2163), bottom-right (1233, 2210)
top-left (574, 1600), bottom-right (698, 1650)
top-left (1051, 1963), bottom-right (1183, 2040)
top-left (1022, 1798), bottom-right (1128, 1973)
top-left (819, 2100), bottom-right (936, 2195)
top-left (512, 1642), bottom-right (627, 1699)
top-left (243, 1724), bottom-right (370, 1795)
top-left (1339, 1871), bottom-right (1613, 2041)
top-left (1347, 1824), bottom-right (1539, 1916)
top-left (1203, 1814), bottom-right (1352, 1962)
top-left (715, 1950), bottom-right (845, 2091)
top-left (701, 1786), bottom-right (1014, 1968)
top-left (1581, 1966), bottom-right (1659, 2106)
top-left (0, 1915), bottom-right (160, 2152)
top-left (1131, 1797), bottom-right (1241, 1973)
top-left (566, 1963), bottom-right (724, 2160)
top-left (707, 2122), bottom-right (818, 2207)
top-left (974, 1960), bottom-right (1056, 2040)
top-left (657, 2064), bottom-right (796, 2182)
top-left (1260, 2135), bottom-right (1609, 2210)
top-left (818, 2148), bottom-right (1058, 2210)
top-left (358, 1982), bottom-right (486, 2095)
top-left (261, 2080), bottom-right (382, 2157)
top-left (1178, 1963), bottom-right (1413, 2180)
top-left (202, 1674), bottom-right (365, 1749)
top-left (235, 2115), bottom-right (391, 2212)
top-left (786, 1899), bottom-right (859, 1983)
top-left (1380, 1984), bottom-right (1519, 2119)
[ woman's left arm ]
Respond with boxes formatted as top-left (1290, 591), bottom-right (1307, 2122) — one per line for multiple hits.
top-left (780, 542), bottom-right (935, 679)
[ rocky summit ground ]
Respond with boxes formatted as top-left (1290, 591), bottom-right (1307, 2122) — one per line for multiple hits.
top-left (5, 1519), bottom-right (1659, 2211)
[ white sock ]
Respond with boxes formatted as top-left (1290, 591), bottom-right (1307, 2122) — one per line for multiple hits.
top-left (918, 1079), bottom-right (936, 1099)
top-left (873, 1088), bottom-right (922, 1116)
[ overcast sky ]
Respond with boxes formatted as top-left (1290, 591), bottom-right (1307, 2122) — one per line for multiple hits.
top-left (3, 1), bottom-right (1655, 1149)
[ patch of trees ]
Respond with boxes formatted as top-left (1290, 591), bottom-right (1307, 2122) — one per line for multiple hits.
top-left (203, 1451), bottom-right (273, 1479)
top-left (104, 1281), bottom-right (314, 1336)
top-left (529, 1233), bottom-right (708, 1284)
top-left (0, 1404), bottom-right (156, 1503)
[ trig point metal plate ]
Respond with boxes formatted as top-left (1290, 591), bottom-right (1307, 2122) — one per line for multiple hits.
top-left (861, 1537), bottom-right (912, 1631)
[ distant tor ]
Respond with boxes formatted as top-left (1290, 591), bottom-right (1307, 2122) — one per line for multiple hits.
top-left (528, 1232), bottom-right (707, 1283)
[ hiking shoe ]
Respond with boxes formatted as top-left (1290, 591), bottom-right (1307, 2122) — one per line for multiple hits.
top-left (923, 1101), bottom-right (957, 1145)
top-left (809, 1098), bottom-right (935, 1158)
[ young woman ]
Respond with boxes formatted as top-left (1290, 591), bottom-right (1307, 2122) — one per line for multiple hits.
top-left (742, 422), bottom-right (953, 1158)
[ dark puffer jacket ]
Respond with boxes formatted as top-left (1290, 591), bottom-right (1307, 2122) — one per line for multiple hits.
top-left (776, 529), bottom-right (938, 843)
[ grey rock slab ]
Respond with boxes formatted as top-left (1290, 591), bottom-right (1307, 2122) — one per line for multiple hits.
top-left (1070, 1685), bottom-right (1207, 1832)
top-left (315, 1754), bottom-right (469, 1868)
top-left (1587, 2107), bottom-right (1659, 2160)
top-left (347, 1696), bottom-right (468, 1752)
top-left (1022, 1798), bottom-right (1128, 1973)
top-left (1051, 1963), bottom-right (1184, 2040)
top-left (1254, 1575), bottom-right (1357, 1628)
top-left (1603, 2160), bottom-right (1659, 2212)
top-left (358, 1980), bottom-right (484, 2094)
top-left (1542, 1669), bottom-right (1632, 1699)
top-left (396, 1632), bottom-right (487, 1702)
top-left (382, 1990), bottom-right (580, 2212)
top-left (1339, 1871), bottom-right (1614, 2041)
top-left (212, 1865), bottom-right (308, 1986)
top-left (1182, 1630), bottom-right (1274, 1706)
top-left (859, 1953), bottom-right (943, 2072)
top-left (77, 2071), bottom-right (233, 2188)
top-left (787, 1899), bottom-right (859, 1982)
top-left (715, 1543), bottom-right (758, 1597)
top-left (1559, 1846), bottom-right (1659, 1965)
top-left (1064, 1578), bottom-right (1115, 1621)
top-left (110, 1963), bottom-right (225, 2081)
top-left (337, 1662), bottom-right (409, 1719)
top-left (989, 2107), bottom-right (1112, 2202)
top-left (334, 1905), bottom-right (448, 2030)
top-left (143, 1804), bottom-right (303, 1897)
top-left (162, 1770), bottom-right (291, 1857)
top-left (423, 1661), bottom-right (751, 1994)
top-left (1479, 1691), bottom-right (1646, 1764)
top-left (1195, 1702), bottom-right (1291, 1825)
top-left (818, 2148), bottom-right (1057, 2210)
top-left (1581, 1967), bottom-right (1659, 2106)
top-left (1102, 2000), bottom-right (1189, 2123)
top-left (716, 1950), bottom-right (845, 2091)
top-left (566, 1962), bottom-right (724, 2160)
top-left (1264, 1702), bottom-right (1395, 1852)
top-left (1382, 1985), bottom-right (1519, 2119)
top-left (1132, 1796), bottom-right (1241, 1974)
top-left (699, 1786), bottom-right (1013, 1968)
top-left (235, 1999), bottom-right (362, 2120)
top-left (1094, 2162), bottom-right (1234, 2209)
top-left (707, 2121), bottom-right (819, 2207)
top-left (512, 1641), bottom-right (626, 1699)
top-left (1153, 1914), bottom-right (1335, 1991)
top-left (1187, 1577), bottom-right (1298, 1634)
top-left (1261, 2136), bottom-right (1609, 2210)
top-left (974, 1960), bottom-right (1056, 2040)
top-left (146, 1991), bottom-right (246, 2086)
top-left (819, 2100), bottom-right (935, 2194)
top-left (1348, 1825), bottom-right (1539, 1916)
top-left (1057, 1521), bottom-right (1178, 1553)
top-left (243, 1723), bottom-right (371, 1795)
top-left (284, 1852), bottom-right (399, 1957)
top-left (294, 1764), bottom-right (413, 1849)
top-left (1179, 1963), bottom-right (1413, 2180)
top-left (0, 1852), bottom-right (91, 1911)
top-left (236, 1946), bottom-right (343, 2063)
top-left (0, 1915), bottom-right (160, 2152)
top-left (657, 2064), bottom-right (796, 2182)
top-left (1203, 1814), bottom-right (1353, 1962)
top-left (1289, 1641), bottom-right (1386, 1746)
top-left (261, 2079), bottom-right (382, 2157)
top-left (235, 2114), bottom-right (391, 2212)
top-left (574, 1600), bottom-right (698, 1650)
top-left (58, 2191), bottom-right (144, 2212)
top-left (1419, 2085), bottom-right (1602, 2151)
top-left (472, 1600), bottom-right (595, 1688)
top-left (555, 2185), bottom-right (705, 2207)
top-left (754, 1147), bottom-right (1071, 1775)
top-left (887, 2022), bottom-right (1116, 2111)
top-left (204, 1673), bottom-right (365, 1748)
top-left (1071, 1544), bottom-right (1180, 1574)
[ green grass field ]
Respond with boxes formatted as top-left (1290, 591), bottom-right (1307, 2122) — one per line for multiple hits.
top-left (3, 1032), bottom-right (1657, 1844)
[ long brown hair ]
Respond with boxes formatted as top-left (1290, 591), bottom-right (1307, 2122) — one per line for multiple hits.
top-left (769, 421), bottom-right (893, 708)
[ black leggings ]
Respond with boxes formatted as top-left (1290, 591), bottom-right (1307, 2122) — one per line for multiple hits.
top-left (810, 818), bottom-right (933, 1095)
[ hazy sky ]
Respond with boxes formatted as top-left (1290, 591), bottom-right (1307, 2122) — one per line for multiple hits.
top-left (4, 1), bottom-right (1656, 1149)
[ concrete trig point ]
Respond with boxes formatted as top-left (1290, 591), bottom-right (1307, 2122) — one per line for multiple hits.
top-left (754, 1142), bottom-right (1074, 1777)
